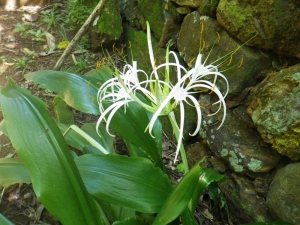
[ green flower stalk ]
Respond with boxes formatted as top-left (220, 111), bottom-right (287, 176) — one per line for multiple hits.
top-left (96, 22), bottom-right (228, 173)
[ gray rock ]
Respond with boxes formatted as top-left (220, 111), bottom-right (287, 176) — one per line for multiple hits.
top-left (90, 0), bottom-right (123, 47)
top-left (247, 64), bottom-right (300, 160)
top-left (197, 0), bottom-right (219, 17)
top-left (267, 163), bottom-right (300, 224)
top-left (216, 0), bottom-right (300, 58)
top-left (124, 0), bottom-right (182, 44)
top-left (159, 19), bottom-right (181, 48)
top-left (186, 142), bottom-right (212, 168)
top-left (177, 11), bottom-right (270, 99)
top-left (219, 173), bottom-right (273, 223)
top-left (200, 98), bottom-right (280, 173)
top-left (124, 0), bottom-right (147, 31)
top-left (171, 0), bottom-right (201, 8)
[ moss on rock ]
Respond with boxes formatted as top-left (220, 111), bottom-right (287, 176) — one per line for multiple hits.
top-left (247, 64), bottom-right (300, 160)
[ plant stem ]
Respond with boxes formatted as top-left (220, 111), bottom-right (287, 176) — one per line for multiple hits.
top-left (168, 113), bottom-right (189, 174)
top-left (63, 125), bottom-right (109, 154)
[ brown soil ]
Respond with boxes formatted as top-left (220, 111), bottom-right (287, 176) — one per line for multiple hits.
top-left (0, 1), bottom-right (102, 224)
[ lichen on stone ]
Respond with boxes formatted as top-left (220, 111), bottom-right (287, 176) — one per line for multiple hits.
top-left (247, 64), bottom-right (300, 160)
top-left (248, 158), bottom-right (262, 172)
top-left (228, 150), bottom-right (244, 172)
top-left (221, 148), bottom-right (228, 157)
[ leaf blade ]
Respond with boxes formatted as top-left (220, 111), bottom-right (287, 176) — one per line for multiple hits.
top-left (0, 158), bottom-right (31, 187)
top-left (76, 154), bottom-right (172, 213)
top-left (0, 78), bottom-right (102, 225)
top-left (25, 70), bottom-right (100, 114)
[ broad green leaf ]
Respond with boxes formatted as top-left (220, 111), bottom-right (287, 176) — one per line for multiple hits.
top-left (85, 68), bottom-right (113, 83)
top-left (180, 207), bottom-right (199, 225)
top-left (58, 122), bottom-right (115, 154)
top-left (0, 78), bottom-right (103, 225)
top-left (113, 217), bottom-right (149, 225)
top-left (75, 154), bottom-right (172, 213)
top-left (0, 158), bottom-right (31, 186)
top-left (81, 122), bottom-right (115, 153)
top-left (110, 205), bottom-right (136, 222)
top-left (25, 70), bottom-right (100, 114)
top-left (107, 101), bottom-right (163, 168)
top-left (57, 123), bottom-right (88, 151)
top-left (0, 214), bottom-right (14, 225)
top-left (152, 162), bottom-right (202, 225)
top-left (25, 69), bottom-right (163, 168)
top-left (190, 168), bottom-right (226, 213)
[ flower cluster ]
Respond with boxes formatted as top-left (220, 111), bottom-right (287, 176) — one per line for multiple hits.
top-left (96, 22), bottom-right (228, 162)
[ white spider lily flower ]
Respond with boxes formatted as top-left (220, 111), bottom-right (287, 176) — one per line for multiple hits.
top-left (147, 52), bottom-right (228, 161)
top-left (97, 21), bottom-right (228, 164)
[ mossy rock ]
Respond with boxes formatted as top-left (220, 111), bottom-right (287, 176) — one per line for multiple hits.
top-left (197, 0), bottom-right (219, 17)
top-left (68, 0), bottom-right (123, 46)
top-left (138, 0), bottom-right (165, 39)
top-left (247, 64), bottom-right (300, 160)
top-left (216, 0), bottom-right (300, 57)
top-left (93, 0), bottom-right (123, 43)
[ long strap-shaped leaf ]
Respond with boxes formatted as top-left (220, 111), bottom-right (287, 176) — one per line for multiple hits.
top-left (0, 158), bottom-right (31, 186)
top-left (0, 78), bottom-right (103, 225)
top-left (0, 155), bottom-right (172, 214)
top-left (0, 214), bottom-right (15, 225)
top-left (25, 69), bottom-right (163, 168)
top-left (75, 154), bottom-right (172, 213)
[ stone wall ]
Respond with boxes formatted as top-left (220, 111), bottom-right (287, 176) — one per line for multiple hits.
top-left (77, 0), bottom-right (300, 223)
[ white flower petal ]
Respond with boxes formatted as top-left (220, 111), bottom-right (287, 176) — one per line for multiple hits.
top-left (173, 102), bottom-right (185, 162)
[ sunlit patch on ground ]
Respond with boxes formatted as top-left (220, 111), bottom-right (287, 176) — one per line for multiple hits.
top-left (0, 0), bottom-right (47, 11)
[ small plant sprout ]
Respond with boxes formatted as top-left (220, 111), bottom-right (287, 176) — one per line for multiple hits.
top-left (27, 29), bottom-right (47, 42)
top-left (96, 22), bottom-right (228, 174)
top-left (13, 57), bottom-right (35, 75)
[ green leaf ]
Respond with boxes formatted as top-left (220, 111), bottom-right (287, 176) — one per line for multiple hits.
top-left (190, 168), bottom-right (226, 213)
top-left (75, 154), bottom-right (172, 213)
top-left (106, 101), bottom-right (163, 168)
top-left (0, 158), bottom-right (31, 187)
top-left (85, 68), bottom-right (113, 83)
top-left (25, 70), bottom-right (100, 114)
top-left (180, 207), bottom-right (199, 225)
top-left (112, 217), bottom-right (149, 225)
top-left (152, 162), bottom-right (202, 225)
top-left (0, 214), bottom-right (15, 225)
top-left (0, 78), bottom-right (103, 225)
top-left (57, 123), bottom-right (88, 151)
top-left (58, 122), bottom-right (115, 154)
top-left (25, 69), bottom-right (163, 168)
top-left (81, 122), bottom-right (115, 153)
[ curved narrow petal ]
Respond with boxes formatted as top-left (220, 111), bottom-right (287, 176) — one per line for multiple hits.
top-left (96, 99), bottom-right (131, 136)
top-left (173, 102), bottom-right (185, 162)
top-left (105, 99), bottom-right (133, 133)
top-left (147, 91), bottom-right (176, 137)
top-left (169, 51), bottom-right (186, 82)
top-left (185, 95), bottom-right (202, 136)
top-left (146, 21), bottom-right (159, 80)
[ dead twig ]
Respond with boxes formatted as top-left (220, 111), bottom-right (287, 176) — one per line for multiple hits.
top-left (53, 0), bottom-right (108, 70)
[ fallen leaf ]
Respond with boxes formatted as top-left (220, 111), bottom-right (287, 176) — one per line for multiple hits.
top-left (201, 208), bottom-right (214, 220)
top-left (45, 32), bottom-right (56, 51)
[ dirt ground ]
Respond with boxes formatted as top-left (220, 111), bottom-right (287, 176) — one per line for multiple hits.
top-left (0, 1), bottom-right (102, 224)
